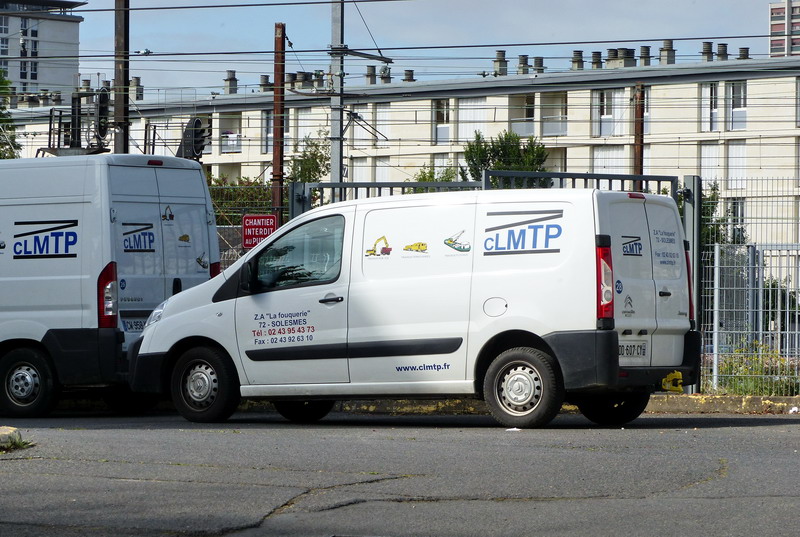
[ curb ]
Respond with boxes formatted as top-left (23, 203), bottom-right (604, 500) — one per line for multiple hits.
top-left (241, 394), bottom-right (800, 416)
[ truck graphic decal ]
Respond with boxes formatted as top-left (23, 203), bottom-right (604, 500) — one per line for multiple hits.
top-left (482, 210), bottom-right (563, 256)
top-left (122, 223), bottom-right (156, 253)
top-left (13, 220), bottom-right (79, 259)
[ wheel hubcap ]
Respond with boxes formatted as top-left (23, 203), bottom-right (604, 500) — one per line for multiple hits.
top-left (498, 363), bottom-right (542, 415)
top-left (7, 364), bottom-right (40, 405)
top-left (184, 362), bottom-right (218, 408)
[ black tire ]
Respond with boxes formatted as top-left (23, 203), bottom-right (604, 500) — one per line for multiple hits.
top-left (273, 400), bottom-right (335, 424)
top-left (102, 387), bottom-right (162, 415)
top-left (482, 347), bottom-right (564, 428)
top-left (171, 346), bottom-right (240, 423)
top-left (0, 347), bottom-right (58, 418)
top-left (575, 392), bottom-right (651, 426)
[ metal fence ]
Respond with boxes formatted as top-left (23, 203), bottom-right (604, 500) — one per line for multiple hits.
top-left (700, 177), bottom-right (800, 395)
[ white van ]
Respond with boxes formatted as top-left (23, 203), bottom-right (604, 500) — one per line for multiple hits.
top-left (0, 155), bottom-right (220, 417)
top-left (130, 189), bottom-right (700, 428)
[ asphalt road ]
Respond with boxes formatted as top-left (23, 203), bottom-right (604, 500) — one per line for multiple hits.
top-left (1, 409), bottom-right (798, 537)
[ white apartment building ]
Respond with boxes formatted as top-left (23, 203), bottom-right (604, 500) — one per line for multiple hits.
top-left (0, 0), bottom-right (84, 94)
top-left (8, 41), bottom-right (800, 241)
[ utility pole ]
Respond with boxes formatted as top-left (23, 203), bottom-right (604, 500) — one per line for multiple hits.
top-left (272, 23), bottom-right (286, 218)
top-left (329, 1), bottom-right (392, 183)
top-left (330, 0), bottom-right (345, 182)
top-left (632, 82), bottom-right (645, 191)
top-left (113, 0), bottom-right (130, 153)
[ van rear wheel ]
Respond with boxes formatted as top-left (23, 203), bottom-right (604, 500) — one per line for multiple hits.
top-left (273, 400), bottom-right (335, 423)
top-left (575, 392), bottom-right (651, 426)
top-left (0, 348), bottom-right (58, 418)
top-left (483, 347), bottom-right (563, 428)
top-left (171, 346), bottom-right (240, 423)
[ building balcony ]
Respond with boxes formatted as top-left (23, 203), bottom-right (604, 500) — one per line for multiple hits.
top-left (220, 132), bottom-right (242, 154)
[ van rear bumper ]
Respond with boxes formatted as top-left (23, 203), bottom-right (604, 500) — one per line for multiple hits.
top-left (42, 328), bottom-right (124, 385)
top-left (544, 329), bottom-right (701, 392)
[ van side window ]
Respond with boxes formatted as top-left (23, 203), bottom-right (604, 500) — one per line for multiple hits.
top-left (255, 215), bottom-right (344, 290)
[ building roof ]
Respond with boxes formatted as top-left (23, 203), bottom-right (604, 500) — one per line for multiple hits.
top-left (0, 0), bottom-right (86, 10)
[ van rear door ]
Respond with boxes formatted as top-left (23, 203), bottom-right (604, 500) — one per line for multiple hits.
top-left (601, 193), bottom-right (656, 367)
top-left (644, 196), bottom-right (690, 367)
top-left (154, 166), bottom-right (215, 295)
top-left (110, 161), bottom-right (215, 348)
top-left (109, 165), bottom-right (165, 345)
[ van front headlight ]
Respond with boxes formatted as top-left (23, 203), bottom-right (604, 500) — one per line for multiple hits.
top-left (145, 299), bottom-right (168, 328)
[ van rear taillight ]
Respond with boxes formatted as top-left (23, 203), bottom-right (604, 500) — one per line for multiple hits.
top-left (596, 235), bottom-right (614, 328)
top-left (98, 262), bottom-right (118, 329)
top-left (210, 261), bottom-right (221, 278)
top-left (147, 160), bottom-right (163, 166)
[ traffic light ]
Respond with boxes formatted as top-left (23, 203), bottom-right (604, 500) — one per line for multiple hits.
top-left (177, 117), bottom-right (210, 160)
top-left (95, 87), bottom-right (110, 139)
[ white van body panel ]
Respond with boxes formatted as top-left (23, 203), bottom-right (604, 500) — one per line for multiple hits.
top-left (0, 155), bottom-right (219, 394)
top-left (133, 189), bottom-right (700, 417)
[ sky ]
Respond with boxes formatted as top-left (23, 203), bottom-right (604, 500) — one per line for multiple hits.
top-left (75, 0), bottom-right (772, 99)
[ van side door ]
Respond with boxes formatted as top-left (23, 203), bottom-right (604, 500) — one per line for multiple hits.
top-left (234, 211), bottom-right (353, 385)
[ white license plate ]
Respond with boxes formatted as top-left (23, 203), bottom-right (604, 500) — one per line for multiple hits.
top-left (618, 341), bottom-right (648, 358)
top-left (123, 319), bottom-right (146, 332)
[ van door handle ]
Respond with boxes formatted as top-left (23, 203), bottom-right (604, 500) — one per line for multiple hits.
top-left (319, 296), bottom-right (344, 304)
top-left (659, 290), bottom-right (672, 297)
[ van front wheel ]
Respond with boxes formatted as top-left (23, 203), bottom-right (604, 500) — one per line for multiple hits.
top-left (483, 347), bottom-right (563, 428)
top-left (0, 348), bottom-right (58, 418)
top-left (171, 347), bottom-right (240, 423)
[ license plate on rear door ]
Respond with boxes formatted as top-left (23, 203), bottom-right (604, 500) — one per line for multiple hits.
top-left (618, 342), bottom-right (648, 358)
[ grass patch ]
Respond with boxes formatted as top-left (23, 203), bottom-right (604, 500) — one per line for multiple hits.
top-left (0, 432), bottom-right (35, 454)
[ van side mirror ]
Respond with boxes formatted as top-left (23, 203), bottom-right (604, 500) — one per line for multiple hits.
top-left (240, 261), bottom-right (254, 294)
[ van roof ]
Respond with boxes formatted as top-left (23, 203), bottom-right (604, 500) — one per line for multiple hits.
top-left (0, 154), bottom-right (202, 170)
top-left (304, 187), bottom-right (661, 214)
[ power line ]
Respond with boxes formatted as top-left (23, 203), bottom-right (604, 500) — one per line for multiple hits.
top-left (72, 0), bottom-right (408, 13)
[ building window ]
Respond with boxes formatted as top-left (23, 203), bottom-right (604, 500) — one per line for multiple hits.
top-left (727, 81), bottom-right (747, 131)
top-left (375, 156), bottom-right (390, 182)
top-left (457, 97), bottom-right (486, 142)
top-left (541, 91), bottom-right (567, 137)
top-left (349, 156), bottom-right (370, 182)
top-left (0, 60), bottom-right (7, 78)
top-left (592, 88), bottom-right (625, 137)
top-left (349, 104), bottom-right (370, 149)
top-left (20, 18), bottom-right (37, 38)
top-left (0, 16), bottom-right (8, 34)
top-left (19, 60), bottom-right (27, 80)
top-left (29, 40), bottom-right (37, 57)
top-left (728, 198), bottom-right (746, 243)
top-left (261, 110), bottom-right (272, 153)
top-left (700, 141), bottom-right (722, 182)
top-left (295, 107), bottom-right (315, 150)
top-left (432, 99), bottom-right (450, 144)
top-left (509, 94), bottom-right (535, 137)
top-left (700, 82), bottom-right (720, 132)
top-left (0, 37), bottom-right (7, 56)
top-left (727, 140), bottom-right (746, 190)
top-left (30, 61), bottom-right (37, 80)
top-left (592, 145), bottom-right (628, 179)
top-left (375, 103), bottom-right (390, 148)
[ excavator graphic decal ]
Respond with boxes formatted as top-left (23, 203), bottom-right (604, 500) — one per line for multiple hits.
top-left (365, 236), bottom-right (392, 256)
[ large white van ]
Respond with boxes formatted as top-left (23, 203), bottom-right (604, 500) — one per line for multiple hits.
top-left (0, 155), bottom-right (220, 417)
top-left (130, 189), bottom-right (700, 428)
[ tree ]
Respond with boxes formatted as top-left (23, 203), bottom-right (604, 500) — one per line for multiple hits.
top-left (287, 129), bottom-right (331, 183)
top-left (459, 130), bottom-right (549, 186)
top-left (0, 73), bottom-right (20, 159)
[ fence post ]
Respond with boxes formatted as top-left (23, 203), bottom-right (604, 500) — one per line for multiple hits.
top-left (712, 242), bottom-right (720, 391)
